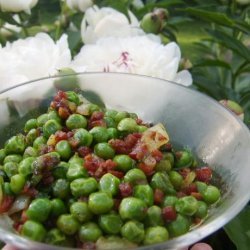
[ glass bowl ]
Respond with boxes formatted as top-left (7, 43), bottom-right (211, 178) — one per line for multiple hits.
top-left (0, 72), bottom-right (249, 250)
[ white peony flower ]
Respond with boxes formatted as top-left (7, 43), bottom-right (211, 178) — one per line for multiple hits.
top-left (81, 6), bottom-right (148, 44)
top-left (71, 36), bottom-right (192, 86)
top-left (0, 0), bottom-right (38, 13)
top-left (0, 32), bottom-right (71, 91)
top-left (66, 0), bottom-right (93, 12)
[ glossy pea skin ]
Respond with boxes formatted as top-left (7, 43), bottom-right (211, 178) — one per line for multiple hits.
top-left (162, 196), bottom-right (178, 207)
top-left (0, 149), bottom-right (6, 164)
top-left (51, 198), bottom-right (67, 217)
top-left (151, 172), bottom-right (176, 195)
top-left (10, 174), bottom-right (26, 194)
top-left (48, 110), bottom-right (62, 123)
top-left (73, 128), bottom-right (93, 146)
top-left (57, 214), bottom-right (80, 235)
top-left (137, 125), bottom-right (148, 133)
top-left (52, 162), bottom-right (69, 179)
top-left (114, 111), bottom-right (129, 123)
top-left (18, 157), bottom-right (35, 176)
top-left (5, 134), bottom-right (26, 154)
top-left (175, 196), bottom-right (198, 216)
top-left (105, 109), bottom-right (118, 119)
top-left (94, 143), bottom-right (115, 160)
top-left (143, 226), bottom-right (169, 245)
top-left (167, 214), bottom-right (190, 237)
top-left (121, 220), bottom-right (145, 244)
top-left (133, 184), bottom-right (154, 206)
top-left (53, 179), bottom-right (70, 199)
top-left (66, 163), bottom-right (88, 181)
top-left (66, 114), bottom-right (87, 130)
top-left (23, 146), bottom-right (38, 158)
top-left (169, 171), bottom-right (183, 190)
top-left (3, 182), bottom-right (14, 195)
top-left (107, 128), bottom-right (118, 139)
top-left (195, 201), bottom-right (208, 219)
top-left (70, 201), bottom-right (92, 223)
top-left (70, 178), bottom-right (98, 197)
top-left (21, 220), bottom-right (46, 242)
top-left (201, 185), bottom-right (221, 204)
top-left (45, 228), bottom-right (67, 246)
top-left (66, 91), bottom-right (80, 105)
top-left (119, 197), bottom-right (147, 221)
top-left (174, 150), bottom-right (193, 168)
top-left (99, 173), bottom-right (120, 196)
top-left (89, 127), bottom-right (109, 143)
top-left (55, 140), bottom-right (72, 160)
top-left (24, 119), bottom-right (38, 133)
top-left (196, 181), bottom-right (208, 193)
top-left (88, 192), bottom-right (114, 214)
top-left (4, 154), bottom-right (23, 164)
top-left (4, 162), bottom-right (19, 178)
top-left (145, 205), bottom-right (164, 227)
top-left (117, 118), bottom-right (138, 132)
top-left (69, 154), bottom-right (84, 165)
top-left (33, 136), bottom-right (47, 150)
top-left (113, 154), bottom-right (134, 172)
top-left (26, 198), bottom-right (52, 222)
top-left (124, 169), bottom-right (147, 185)
top-left (26, 128), bottom-right (39, 146)
top-left (104, 117), bottom-right (116, 128)
top-left (156, 153), bottom-right (172, 172)
top-left (43, 119), bottom-right (62, 139)
top-left (78, 222), bottom-right (103, 242)
top-left (99, 213), bottom-right (123, 234)
top-left (37, 113), bottom-right (49, 127)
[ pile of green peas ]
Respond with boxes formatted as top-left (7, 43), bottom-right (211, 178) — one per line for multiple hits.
top-left (0, 90), bottom-right (221, 249)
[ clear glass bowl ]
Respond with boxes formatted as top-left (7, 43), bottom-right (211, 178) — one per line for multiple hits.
top-left (0, 72), bottom-right (249, 250)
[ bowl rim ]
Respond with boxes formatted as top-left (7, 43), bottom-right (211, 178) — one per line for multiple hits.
top-left (0, 72), bottom-right (249, 250)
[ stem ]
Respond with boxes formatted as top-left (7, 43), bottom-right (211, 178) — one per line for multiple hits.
top-left (18, 13), bottom-right (29, 37)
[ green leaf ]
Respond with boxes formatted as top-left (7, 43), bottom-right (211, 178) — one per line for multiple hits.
top-left (224, 206), bottom-right (250, 250)
top-left (0, 11), bottom-right (22, 26)
top-left (194, 59), bottom-right (232, 69)
top-left (184, 8), bottom-right (234, 27)
top-left (207, 29), bottom-right (250, 62)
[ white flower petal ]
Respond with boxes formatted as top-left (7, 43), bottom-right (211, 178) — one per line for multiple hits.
top-left (0, 0), bottom-right (38, 13)
top-left (65, 0), bottom-right (93, 12)
top-left (174, 70), bottom-right (193, 86)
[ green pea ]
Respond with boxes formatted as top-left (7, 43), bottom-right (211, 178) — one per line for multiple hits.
top-left (89, 104), bottom-right (101, 114)
top-left (133, 184), bottom-right (154, 206)
top-left (119, 197), bottom-right (147, 221)
top-left (48, 110), bottom-right (62, 123)
top-left (21, 220), bottom-right (46, 242)
top-left (37, 113), bottom-right (49, 127)
top-left (4, 154), bottom-right (23, 164)
top-left (156, 153), bottom-right (172, 172)
top-left (3, 182), bottom-right (14, 195)
top-left (175, 196), bottom-right (198, 216)
top-left (51, 198), bottom-right (67, 217)
top-left (162, 196), bottom-right (178, 207)
top-left (26, 128), bottom-right (38, 146)
top-left (104, 117), bottom-right (116, 128)
top-left (45, 228), bottom-right (67, 246)
top-left (66, 91), bottom-right (80, 105)
top-left (78, 222), bottom-right (102, 242)
top-left (94, 142), bottom-right (115, 159)
top-left (99, 213), bottom-right (123, 235)
top-left (145, 205), bottom-right (164, 227)
top-left (124, 169), bottom-right (147, 185)
top-left (174, 150), bottom-right (193, 168)
top-left (66, 114), bottom-right (87, 130)
top-left (89, 126), bottom-right (109, 143)
top-left (151, 172), bottom-right (175, 195)
top-left (137, 125), bottom-right (148, 133)
top-left (169, 171), bottom-right (183, 190)
top-left (18, 157), bottom-right (35, 176)
top-left (53, 179), bottom-right (70, 199)
top-left (195, 201), bottom-right (208, 219)
top-left (5, 134), bottom-right (26, 154)
top-left (105, 109), bottom-right (118, 119)
top-left (23, 146), bottom-right (38, 158)
top-left (117, 118), bottom-right (138, 132)
top-left (70, 201), bottom-right (92, 223)
top-left (121, 220), bottom-right (145, 244)
top-left (202, 185), bottom-right (221, 204)
top-left (10, 174), bottom-right (26, 194)
top-left (0, 170), bottom-right (7, 182)
top-left (114, 111), bottom-right (129, 123)
top-left (143, 226), bottom-right (169, 245)
top-left (55, 140), bottom-right (72, 160)
top-left (43, 119), bottom-right (62, 138)
top-left (66, 163), bottom-right (88, 181)
top-left (113, 154), bottom-right (134, 172)
top-left (57, 214), bottom-right (80, 235)
top-left (33, 136), bottom-right (47, 150)
top-left (0, 149), bottom-right (6, 164)
top-left (26, 198), bottom-right (52, 222)
top-left (107, 128), bottom-right (118, 139)
top-left (69, 153), bottom-right (84, 165)
top-left (167, 214), bottom-right (190, 237)
top-left (70, 177), bottom-right (98, 197)
top-left (196, 181), bottom-right (208, 193)
top-left (99, 173), bottom-right (120, 196)
top-left (4, 162), bottom-right (19, 178)
top-left (24, 119), bottom-right (37, 133)
top-left (88, 192), bottom-right (114, 214)
top-left (73, 128), bottom-right (93, 146)
top-left (53, 162), bottom-right (69, 179)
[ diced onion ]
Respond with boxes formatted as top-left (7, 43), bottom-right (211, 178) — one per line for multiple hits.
top-left (8, 195), bottom-right (30, 215)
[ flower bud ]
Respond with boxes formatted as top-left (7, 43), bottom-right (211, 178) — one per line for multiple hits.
top-left (0, 0), bottom-right (38, 13)
top-left (219, 100), bottom-right (244, 120)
